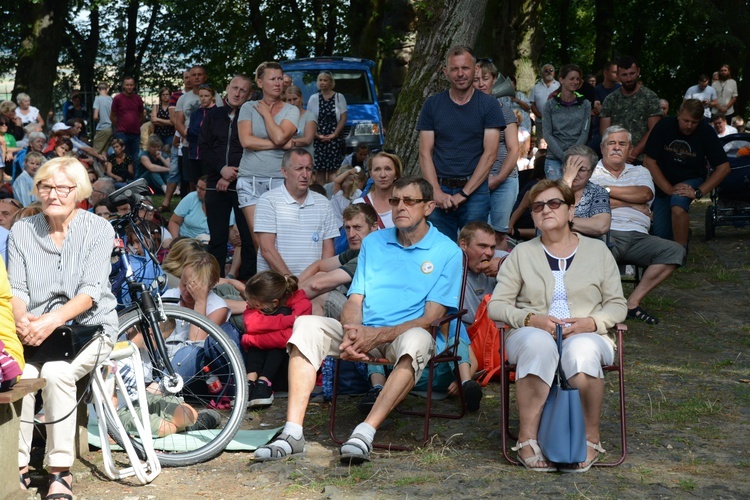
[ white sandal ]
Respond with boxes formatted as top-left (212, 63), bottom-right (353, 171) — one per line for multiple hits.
top-left (511, 439), bottom-right (557, 472)
top-left (558, 441), bottom-right (606, 473)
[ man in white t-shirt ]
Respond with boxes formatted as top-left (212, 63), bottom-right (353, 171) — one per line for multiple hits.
top-left (711, 64), bottom-right (739, 120)
top-left (254, 148), bottom-right (338, 275)
top-left (711, 113), bottom-right (738, 137)
top-left (684, 75), bottom-right (717, 119)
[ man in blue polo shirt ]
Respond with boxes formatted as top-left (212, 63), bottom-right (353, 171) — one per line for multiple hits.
top-left (417, 45), bottom-right (506, 242)
top-left (254, 176), bottom-right (463, 465)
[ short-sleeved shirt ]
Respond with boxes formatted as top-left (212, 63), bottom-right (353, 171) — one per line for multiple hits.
top-left (575, 182), bottom-right (610, 219)
top-left (591, 162), bottom-right (654, 233)
top-left (684, 85), bottom-right (718, 118)
top-left (162, 288), bottom-right (230, 354)
top-left (337, 248), bottom-right (360, 278)
top-left (463, 271), bottom-right (496, 325)
top-left (238, 101), bottom-right (300, 178)
top-left (295, 110), bottom-right (316, 157)
top-left (600, 86), bottom-right (662, 157)
top-left (174, 191), bottom-right (235, 238)
top-left (644, 116), bottom-right (728, 196)
top-left (348, 223), bottom-right (463, 327)
top-left (93, 95), bottom-right (113, 130)
top-left (111, 92), bottom-right (144, 135)
top-left (176, 91), bottom-right (224, 132)
top-left (416, 90), bottom-right (506, 178)
top-left (499, 91), bottom-right (531, 132)
top-left (491, 102), bottom-right (519, 177)
top-left (254, 184), bottom-right (338, 275)
top-left (12, 170), bottom-right (35, 207)
top-left (529, 80), bottom-right (561, 119)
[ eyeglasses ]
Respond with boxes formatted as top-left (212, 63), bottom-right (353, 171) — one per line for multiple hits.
top-left (576, 168), bottom-right (593, 174)
top-left (198, 84), bottom-right (214, 90)
top-left (531, 198), bottom-right (566, 212)
top-left (37, 183), bottom-right (77, 197)
top-left (388, 197), bottom-right (427, 207)
top-left (543, 68), bottom-right (555, 73)
top-left (2, 199), bottom-right (22, 209)
top-left (477, 57), bottom-right (494, 64)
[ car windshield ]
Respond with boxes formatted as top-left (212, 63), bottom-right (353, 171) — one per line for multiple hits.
top-left (285, 70), bottom-right (374, 105)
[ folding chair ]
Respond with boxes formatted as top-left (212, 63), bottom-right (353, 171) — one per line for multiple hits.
top-left (500, 323), bottom-right (628, 467)
top-left (90, 341), bottom-right (161, 484)
top-left (329, 255), bottom-right (470, 450)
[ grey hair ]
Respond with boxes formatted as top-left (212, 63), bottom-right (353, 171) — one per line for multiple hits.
top-left (28, 131), bottom-right (46, 142)
top-left (601, 125), bottom-right (632, 146)
top-left (16, 92), bottom-right (30, 102)
top-left (281, 148), bottom-right (313, 169)
top-left (563, 144), bottom-right (599, 172)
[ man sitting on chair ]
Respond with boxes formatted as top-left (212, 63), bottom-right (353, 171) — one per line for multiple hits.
top-left (253, 176), bottom-right (463, 464)
top-left (590, 125), bottom-right (686, 325)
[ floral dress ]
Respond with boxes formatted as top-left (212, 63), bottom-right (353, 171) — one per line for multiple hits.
top-left (313, 93), bottom-right (344, 172)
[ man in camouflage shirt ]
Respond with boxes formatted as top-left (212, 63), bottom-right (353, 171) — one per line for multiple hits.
top-left (600, 56), bottom-right (662, 165)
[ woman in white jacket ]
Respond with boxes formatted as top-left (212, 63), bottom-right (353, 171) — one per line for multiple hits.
top-left (307, 71), bottom-right (347, 183)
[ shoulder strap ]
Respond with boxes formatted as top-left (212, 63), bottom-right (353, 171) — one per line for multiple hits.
top-left (362, 195), bottom-right (385, 229)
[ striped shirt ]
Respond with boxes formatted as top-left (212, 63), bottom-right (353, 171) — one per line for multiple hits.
top-left (254, 184), bottom-right (338, 276)
top-left (7, 210), bottom-right (119, 340)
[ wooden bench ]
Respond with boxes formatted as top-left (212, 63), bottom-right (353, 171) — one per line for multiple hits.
top-left (0, 378), bottom-right (46, 499)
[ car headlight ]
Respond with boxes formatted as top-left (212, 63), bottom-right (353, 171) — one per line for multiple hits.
top-left (353, 122), bottom-right (380, 136)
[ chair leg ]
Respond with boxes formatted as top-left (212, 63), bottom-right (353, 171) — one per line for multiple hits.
top-left (500, 365), bottom-right (519, 466)
top-left (596, 344), bottom-right (627, 466)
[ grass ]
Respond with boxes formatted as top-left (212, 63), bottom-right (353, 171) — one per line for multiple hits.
top-left (678, 477), bottom-right (697, 491)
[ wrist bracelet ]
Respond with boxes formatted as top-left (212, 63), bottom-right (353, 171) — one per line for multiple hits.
top-left (458, 190), bottom-right (469, 199)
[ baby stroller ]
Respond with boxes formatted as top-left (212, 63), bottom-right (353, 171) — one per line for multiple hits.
top-left (705, 133), bottom-right (750, 240)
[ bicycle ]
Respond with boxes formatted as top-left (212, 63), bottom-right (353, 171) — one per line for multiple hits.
top-left (100, 179), bottom-right (247, 466)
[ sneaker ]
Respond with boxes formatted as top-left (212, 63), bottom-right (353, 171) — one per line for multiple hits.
top-left (249, 379), bottom-right (274, 408)
top-left (357, 386), bottom-right (382, 415)
top-left (186, 409), bottom-right (222, 431)
top-left (463, 380), bottom-right (483, 412)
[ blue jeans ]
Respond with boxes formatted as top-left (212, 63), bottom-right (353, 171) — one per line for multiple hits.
top-left (651, 178), bottom-right (703, 240)
top-left (489, 176), bottom-right (519, 232)
top-left (115, 132), bottom-right (140, 161)
top-left (171, 323), bottom-right (243, 390)
top-left (544, 157), bottom-right (563, 180)
top-left (428, 181), bottom-right (490, 242)
top-left (168, 144), bottom-right (181, 183)
top-left (138, 171), bottom-right (169, 193)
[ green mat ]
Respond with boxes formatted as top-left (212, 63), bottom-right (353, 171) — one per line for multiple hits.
top-left (88, 419), bottom-right (282, 452)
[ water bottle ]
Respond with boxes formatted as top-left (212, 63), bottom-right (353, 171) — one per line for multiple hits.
top-left (203, 366), bottom-right (222, 394)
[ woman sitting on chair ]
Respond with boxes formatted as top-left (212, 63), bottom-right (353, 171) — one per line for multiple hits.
top-left (488, 178), bottom-right (626, 473)
top-left (11, 157), bottom-right (118, 497)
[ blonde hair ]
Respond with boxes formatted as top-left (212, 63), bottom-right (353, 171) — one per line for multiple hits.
top-left (366, 151), bottom-right (403, 179)
top-left (336, 165), bottom-right (366, 200)
top-left (183, 252), bottom-right (220, 290)
top-left (161, 238), bottom-right (204, 276)
top-left (32, 157), bottom-right (92, 202)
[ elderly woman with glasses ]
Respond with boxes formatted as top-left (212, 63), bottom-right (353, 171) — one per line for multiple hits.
top-left (11, 157), bottom-right (117, 497)
top-left (488, 178), bottom-right (626, 473)
top-left (560, 144), bottom-right (611, 238)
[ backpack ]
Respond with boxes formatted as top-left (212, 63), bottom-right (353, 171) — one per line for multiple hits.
top-left (467, 294), bottom-right (512, 386)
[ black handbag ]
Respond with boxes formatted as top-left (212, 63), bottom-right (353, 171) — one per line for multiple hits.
top-left (24, 324), bottom-right (104, 364)
top-left (537, 324), bottom-right (588, 464)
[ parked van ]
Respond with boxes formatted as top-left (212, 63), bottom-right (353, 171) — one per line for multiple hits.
top-left (280, 57), bottom-right (385, 151)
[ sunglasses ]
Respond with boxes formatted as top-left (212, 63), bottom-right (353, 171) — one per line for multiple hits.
top-left (388, 197), bottom-right (427, 207)
top-left (531, 198), bottom-right (566, 212)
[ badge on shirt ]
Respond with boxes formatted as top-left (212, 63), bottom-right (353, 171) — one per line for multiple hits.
top-left (312, 232), bottom-right (320, 242)
top-left (421, 261), bottom-right (434, 274)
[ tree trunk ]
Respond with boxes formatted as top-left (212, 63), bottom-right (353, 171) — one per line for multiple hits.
top-left (312, 0), bottom-right (326, 55)
top-left (385, 0), bottom-right (489, 175)
top-left (13, 0), bottom-right (69, 120)
top-left (350, 0), bottom-right (385, 62)
top-left (558, 0), bottom-right (572, 64)
top-left (592, 0), bottom-right (614, 76)
top-left (248, 0), bottom-right (276, 62)
top-left (286, 0), bottom-right (311, 58)
top-left (123, 0), bottom-right (139, 78)
top-left (509, 0), bottom-right (545, 94)
top-left (134, 2), bottom-right (159, 81)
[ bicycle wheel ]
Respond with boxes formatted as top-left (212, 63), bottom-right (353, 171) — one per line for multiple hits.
top-left (114, 304), bottom-right (247, 466)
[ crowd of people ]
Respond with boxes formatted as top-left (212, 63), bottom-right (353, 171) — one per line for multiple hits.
top-left (0, 44), bottom-right (741, 497)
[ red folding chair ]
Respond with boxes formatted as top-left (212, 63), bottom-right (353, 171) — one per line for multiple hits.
top-left (500, 323), bottom-right (628, 467)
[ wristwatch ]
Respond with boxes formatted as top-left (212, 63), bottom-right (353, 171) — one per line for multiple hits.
top-left (694, 189), bottom-right (703, 200)
top-left (604, 186), bottom-right (611, 194)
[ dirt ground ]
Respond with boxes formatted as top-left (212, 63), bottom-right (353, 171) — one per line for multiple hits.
top-left (19, 201), bottom-right (750, 499)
